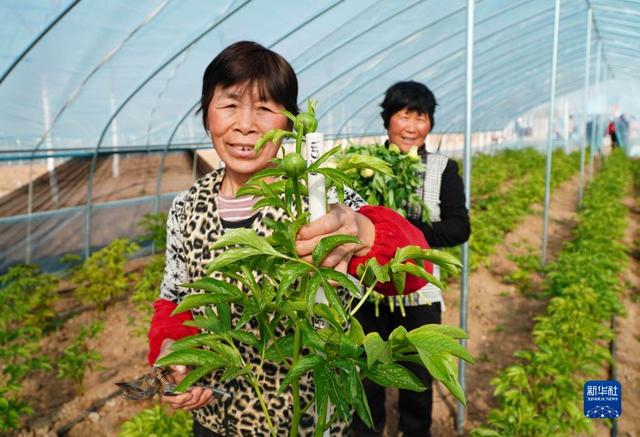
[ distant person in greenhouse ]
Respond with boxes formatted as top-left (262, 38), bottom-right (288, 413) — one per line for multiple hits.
top-left (608, 117), bottom-right (618, 149)
top-left (146, 41), bottom-right (434, 436)
top-left (351, 81), bottom-right (470, 437)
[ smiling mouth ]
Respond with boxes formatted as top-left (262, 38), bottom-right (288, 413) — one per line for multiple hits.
top-left (229, 143), bottom-right (254, 152)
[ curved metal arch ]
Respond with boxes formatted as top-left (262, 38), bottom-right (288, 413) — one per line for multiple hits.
top-left (351, 15), bottom-right (588, 136)
top-left (438, 52), bottom-right (590, 133)
top-left (321, 0), bottom-right (559, 125)
top-left (152, 0), bottom-right (348, 218)
top-left (30, 0), bottom-right (172, 157)
top-left (438, 39), bottom-right (590, 129)
top-left (456, 58), bottom-right (590, 133)
top-left (0, 0), bottom-right (82, 86)
top-left (354, 28), bottom-right (589, 138)
top-left (471, 74), bottom-right (588, 134)
top-left (430, 18), bottom-right (586, 112)
top-left (333, 5), bottom-right (586, 137)
top-left (16, 0), bottom-right (82, 262)
top-left (306, 0), bottom-right (536, 109)
top-left (292, 0), bottom-right (424, 73)
top-left (297, 0), bottom-right (456, 101)
top-left (84, 0), bottom-right (252, 257)
top-left (356, 18), bottom-right (592, 137)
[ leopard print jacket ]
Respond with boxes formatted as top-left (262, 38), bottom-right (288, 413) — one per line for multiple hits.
top-left (160, 168), bottom-right (365, 436)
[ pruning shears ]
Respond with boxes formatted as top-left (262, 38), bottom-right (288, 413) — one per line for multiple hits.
top-left (116, 366), bottom-right (232, 402)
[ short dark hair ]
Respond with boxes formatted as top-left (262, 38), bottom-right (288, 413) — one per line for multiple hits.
top-left (200, 41), bottom-right (299, 130)
top-left (380, 81), bottom-right (437, 129)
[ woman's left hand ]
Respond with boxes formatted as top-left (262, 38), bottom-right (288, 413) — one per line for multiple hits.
top-left (295, 204), bottom-right (375, 272)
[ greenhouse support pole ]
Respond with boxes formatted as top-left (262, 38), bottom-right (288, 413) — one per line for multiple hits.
top-left (457, 0), bottom-right (474, 434)
top-left (579, 8), bottom-right (592, 206)
top-left (541, 0), bottom-right (561, 266)
top-left (589, 42), bottom-right (602, 180)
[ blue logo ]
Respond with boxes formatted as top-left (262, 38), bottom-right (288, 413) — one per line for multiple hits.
top-left (584, 380), bottom-right (621, 419)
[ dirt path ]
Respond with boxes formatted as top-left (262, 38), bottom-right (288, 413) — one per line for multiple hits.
top-left (422, 173), bottom-right (583, 436)
top-left (18, 278), bottom-right (156, 436)
top-left (613, 196), bottom-right (640, 436)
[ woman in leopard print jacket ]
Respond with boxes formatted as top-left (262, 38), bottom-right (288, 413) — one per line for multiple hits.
top-left (147, 41), bottom-right (431, 436)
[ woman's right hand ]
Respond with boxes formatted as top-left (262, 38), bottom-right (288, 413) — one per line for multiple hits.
top-left (157, 339), bottom-right (213, 410)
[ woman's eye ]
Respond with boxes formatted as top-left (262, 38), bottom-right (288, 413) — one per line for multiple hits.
top-left (259, 106), bottom-right (274, 112)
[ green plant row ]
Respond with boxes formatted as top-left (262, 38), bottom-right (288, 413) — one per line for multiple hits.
top-left (119, 405), bottom-right (192, 437)
top-left (473, 149), bottom-right (632, 436)
top-left (0, 212), bottom-right (168, 431)
top-left (467, 148), bottom-right (580, 270)
top-left (0, 264), bottom-right (58, 431)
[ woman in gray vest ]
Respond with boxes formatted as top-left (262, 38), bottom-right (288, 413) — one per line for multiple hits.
top-left (352, 81), bottom-right (471, 437)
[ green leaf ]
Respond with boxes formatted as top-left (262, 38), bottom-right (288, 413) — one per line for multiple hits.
top-left (391, 262), bottom-right (446, 291)
top-left (247, 167), bottom-right (286, 183)
top-left (208, 341), bottom-right (242, 367)
top-left (337, 154), bottom-right (393, 176)
top-left (279, 355), bottom-right (324, 391)
top-left (313, 303), bottom-right (342, 329)
top-left (173, 363), bottom-right (219, 393)
top-left (361, 362), bottom-right (425, 392)
top-left (211, 229), bottom-right (281, 256)
top-left (178, 278), bottom-right (245, 301)
top-left (318, 278), bottom-right (348, 322)
top-left (339, 334), bottom-right (359, 358)
top-left (312, 235), bottom-right (361, 266)
top-left (228, 330), bottom-right (260, 348)
top-left (413, 347), bottom-right (466, 404)
top-left (318, 268), bottom-right (362, 298)
top-left (406, 329), bottom-right (474, 363)
top-left (277, 262), bottom-right (313, 300)
top-left (206, 247), bottom-right (263, 273)
top-left (264, 335), bottom-right (294, 363)
top-left (280, 108), bottom-right (297, 123)
top-left (306, 272), bottom-right (324, 315)
top-left (254, 129), bottom-right (275, 154)
top-left (220, 364), bottom-right (252, 382)
top-left (236, 301), bottom-right (259, 329)
top-left (300, 320), bottom-right (326, 352)
top-left (287, 213), bottom-right (310, 243)
top-left (363, 332), bottom-right (391, 367)
top-left (254, 196), bottom-right (288, 212)
top-left (168, 334), bottom-right (215, 351)
top-left (280, 299), bottom-right (306, 315)
top-left (356, 257), bottom-right (390, 286)
top-left (172, 293), bottom-right (225, 316)
top-left (348, 368), bottom-right (373, 429)
top-left (389, 326), bottom-right (408, 346)
top-left (155, 349), bottom-right (224, 368)
top-left (333, 369), bottom-right (353, 421)
top-left (391, 269), bottom-right (406, 295)
top-left (346, 316), bottom-right (365, 346)
top-left (410, 324), bottom-right (469, 340)
top-left (306, 145), bottom-right (343, 173)
top-left (316, 167), bottom-right (353, 187)
top-left (216, 303), bottom-right (231, 332)
top-left (314, 366), bottom-right (330, 428)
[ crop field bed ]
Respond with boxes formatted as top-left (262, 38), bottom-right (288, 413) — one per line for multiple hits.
top-left (4, 150), bottom-right (640, 437)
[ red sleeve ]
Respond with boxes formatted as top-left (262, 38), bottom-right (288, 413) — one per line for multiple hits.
top-left (347, 205), bottom-right (433, 297)
top-left (147, 298), bottom-right (199, 365)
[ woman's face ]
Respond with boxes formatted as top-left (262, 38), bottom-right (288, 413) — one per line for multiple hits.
top-left (387, 108), bottom-right (432, 153)
top-left (207, 82), bottom-right (289, 178)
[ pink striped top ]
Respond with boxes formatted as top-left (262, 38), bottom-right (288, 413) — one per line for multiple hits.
top-left (216, 193), bottom-right (258, 222)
